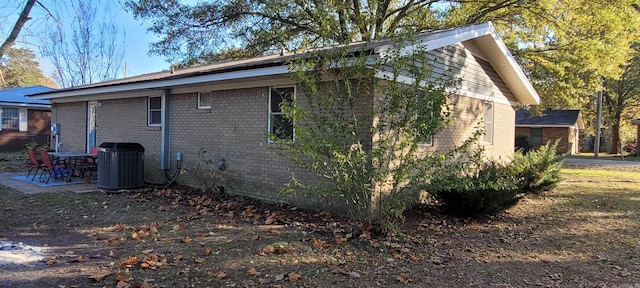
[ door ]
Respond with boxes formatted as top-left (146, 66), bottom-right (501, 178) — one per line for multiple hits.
top-left (87, 101), bottom-right (98, 152)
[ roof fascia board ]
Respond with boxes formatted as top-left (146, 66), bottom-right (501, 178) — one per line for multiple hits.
top-left (32, 66), bottom-right (290, 100)
top-left (0, 102), bottom-right (51, 108)
top-left (50, 90), bottom-right (165, 103)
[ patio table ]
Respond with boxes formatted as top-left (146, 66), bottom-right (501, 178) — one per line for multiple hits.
top-left (48, 152), bottom-right (97, 181)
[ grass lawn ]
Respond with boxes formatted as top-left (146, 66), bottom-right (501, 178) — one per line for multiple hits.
top-left (1, 164), bottom-right (639, 287)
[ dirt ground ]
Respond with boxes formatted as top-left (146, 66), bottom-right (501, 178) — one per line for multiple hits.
top-left (0, 161), bottom-right (639, 287)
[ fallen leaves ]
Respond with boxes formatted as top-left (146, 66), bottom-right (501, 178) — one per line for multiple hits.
top-left (397, 272), bottom-right (411, 284)
top-left (88, 270), bottom-right (113, 282)
top-left (288, 272), bottom-right (301, 282)
top-left (120, 256), bottom-right (138, 268)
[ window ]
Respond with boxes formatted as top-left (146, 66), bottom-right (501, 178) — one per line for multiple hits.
top-left (419, 96), bottom-right (434, 146)
top-left (1, 107), bottom-right (19, 129)
top-left (483, 102), bottom-right (494, 144)
top-left (269, 87), bottom-right (294, 141)
top-left (198, 92), bottom-right (212, 109)
top-left (148, 96), bottom-right (162, 126)
top-left (530, 128), bottom-right (542, 146)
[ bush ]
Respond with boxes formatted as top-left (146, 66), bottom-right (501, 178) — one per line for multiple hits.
top-left (427, 160), bottom-right (522, 217)
top-left (515, 133), bottom-right (535, 153)
top-left (511, 140), bottom-right (564, 193)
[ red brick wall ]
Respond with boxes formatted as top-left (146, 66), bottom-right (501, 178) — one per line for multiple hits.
top-left (0, 109), bottom-right (51, 151)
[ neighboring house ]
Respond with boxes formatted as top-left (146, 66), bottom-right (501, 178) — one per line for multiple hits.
top-left (515, 109), bottom-right (584, 155)
top-left (29, 22), bottom-right (539, 210)
top-left (0, 85), bottom-right (53, 151)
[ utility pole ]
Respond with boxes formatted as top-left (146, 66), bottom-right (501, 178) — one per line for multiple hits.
top-left (595, 90), bottom-right (603, 158)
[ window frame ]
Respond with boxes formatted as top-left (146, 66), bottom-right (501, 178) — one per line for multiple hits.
top-left (148, 96), bottom-right (162, 126)
top-left (483, 101), bottom-right (494, 144)
top-left (1, 107), bottom-right (19, 130)
top-left (419, 98), bottom-right (434, 146)
top-left (198, 91), bottom-right (212, 109)
top-left (268, 86), bottom-right (295, 142)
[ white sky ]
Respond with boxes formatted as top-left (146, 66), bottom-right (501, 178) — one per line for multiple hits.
top-left (1, 0), bottom-right (171, 80)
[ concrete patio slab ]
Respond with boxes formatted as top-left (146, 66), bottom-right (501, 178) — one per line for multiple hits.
top-left (0, 172), bottom-right (100, 194)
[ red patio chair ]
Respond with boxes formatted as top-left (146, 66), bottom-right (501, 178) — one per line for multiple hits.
top-left (26, 148), bottom-right (45, 181)
top-left (38, 149), bottom-right (69, 184)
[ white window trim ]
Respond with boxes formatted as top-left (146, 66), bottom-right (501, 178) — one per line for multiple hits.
top-left (419, 99), bottom-right (435, 146)
top-left (148, 96), bottom-right (162, 126)
top-left (197, 91), bottom-right (212, 109)
top-left (483, 101), bottom-right (494, 144)
top-left (0, 107), bottom-right (24, 131)
top-left (268, 86), bottom-right (295, 142)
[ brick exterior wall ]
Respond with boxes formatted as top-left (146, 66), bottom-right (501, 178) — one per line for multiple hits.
top-left (95, 97), bottom-right (164, 182)
top-left (514, 126), bottom-right (578, 154)
top-left (0, 109), bottom-right (51, 151)
top-left (51, 102), bottom-right (86, 152)
top-left (169, 87), bottom-right (346, 210)
top-left (419, 94), bottom-right (515, 160)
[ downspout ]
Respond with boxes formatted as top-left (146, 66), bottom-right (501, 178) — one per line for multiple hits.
top-left (160, 89), bottom-right (171, 169)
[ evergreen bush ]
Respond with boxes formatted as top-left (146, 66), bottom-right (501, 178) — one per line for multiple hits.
top-left (511, 140), bottom-right (564, 193)
top-left (427, 159), bottom-right (522, 217)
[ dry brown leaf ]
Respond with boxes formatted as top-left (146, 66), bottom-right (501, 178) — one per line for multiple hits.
top-left (182, 236), bottom-right (192, 243)
top-left (46, 259), bottom-right (57, 265)
top-left (397, 272), bottom-right (410, 284)
top-left (204, 247), bottom-right (212, 256)
top-left (207, 269), bottom-right (219, 276)
top-left (120, 256), bottom-right (138, 267)
top-left (116, 280), bottom-right (130, 288)
top-left (251, 235), bottom-right (261, 241)
top-left (194, 258), bottom-right (206, 264)
top-left (288, 272), bottom-right (301, 282)
top-left (173, 255), bottom-right (183, 262)
top-left (332, 267), bottom-right (349, 275)
top-left (216, 271), bottom-right (227, 279)
top-left (88, 270), bottom-right (113, 282)
top-left (312, 238), bottom-right (329, 249)
top-left (116, 272), bottom-right (131, 282)
top-left (247, 267), bottom-right (257, 276)
top-left (131, 231), bottom-right (140, 239)
top-left (335, 237), bottom-right (348, 245)
top-left (173, 224), bottom-right (185, 231)
top-left (261, 245), bottom-right (275, 255)
top-left (109, 250), bottom-right (117, 258)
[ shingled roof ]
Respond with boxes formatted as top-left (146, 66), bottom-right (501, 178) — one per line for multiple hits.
top-left (516, 109), bottom-right (584, 129)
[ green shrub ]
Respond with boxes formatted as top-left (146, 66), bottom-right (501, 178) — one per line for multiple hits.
top-left (511, 140), bottom-right (564, 193)
top-left (427, 160), bottom-right (522, 217)
top-left (515, 133), bottom-right (535, 153)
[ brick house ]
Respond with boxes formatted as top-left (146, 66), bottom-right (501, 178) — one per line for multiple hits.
top-left (29, 23), bottom-right (539, 209)
top-left (0, 85), bottom-right (53, 151)
top-left (515, 109), bottom-right (584, 155)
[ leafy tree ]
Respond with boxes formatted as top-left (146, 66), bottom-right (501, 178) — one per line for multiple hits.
top-left (0, 47), bottom-right (57, 88)
top-left (126, 1), bottom-right (640, 107)
top-left (0, 0), bottom-right (36, 59)
top-left (40, 0), bottom-right (125, 87)
top-left (602, 45), bottom-right (640, 154)
top-left (274, 37), bottom-right (476, 223)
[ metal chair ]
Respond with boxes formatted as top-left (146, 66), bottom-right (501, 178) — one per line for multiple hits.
top-left (26, 148), bottom-right (45, 181)
top-left (38, 150), bottom-right (68, 184)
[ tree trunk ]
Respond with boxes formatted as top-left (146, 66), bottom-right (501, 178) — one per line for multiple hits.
top-left (609, 113), bottom-right (621, 155)
top-left (0, 0), bottom-right (36, 59)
